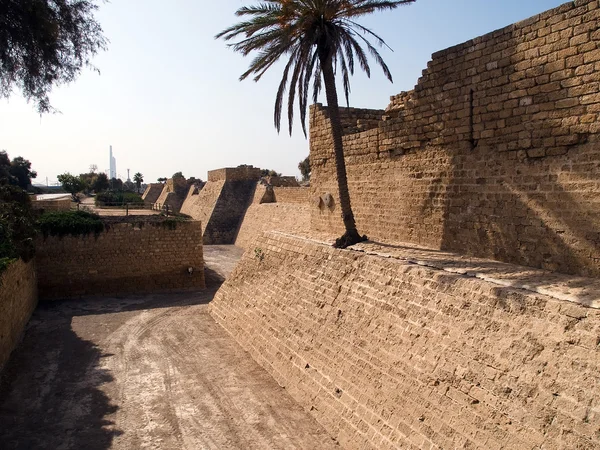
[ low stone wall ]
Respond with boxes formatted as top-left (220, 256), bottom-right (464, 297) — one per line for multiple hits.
top-left (211, 232), bottom-right (600, 449)
top-left (0, 260), bottom-right (37, 370)
top-left (36, 219), bottom-right (205, 299)
top-left (32, 198), bottom-right (72, 211)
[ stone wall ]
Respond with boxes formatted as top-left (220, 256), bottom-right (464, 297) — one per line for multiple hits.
top-left (32, 198), bottom-right (72, 212)
top-left (273, 187), bottom-right (310, 204)
top-left (211, 231), bottom-right (600, 450)
top-left (203, 180), bottom-right (257, 245)
top-left (234, 183), bottom-right (311, 249)
top-left (0, 260), bottom-right (37, 371)
top-left (142, 183), bottom-right (164, 205)
top-left (234, 203), bottom-right (311, 250)
top-left (208, 167), bottom-right (262, 182)
top-left (36, 219), bottom-right (205, 299)
top-left (310, 0), bottom-right (600, 278)
top-left (154, 178), bottom-right (187, 212)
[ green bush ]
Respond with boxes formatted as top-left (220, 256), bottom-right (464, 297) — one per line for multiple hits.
top-left (38, 210), bottom-right (104, 238)
top-left (0, 184), bottom-right (36, 270)
top-left (95, 190), bottom-right (144, 207)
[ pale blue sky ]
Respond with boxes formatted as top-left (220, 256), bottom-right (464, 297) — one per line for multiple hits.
top-left (0, 0), bottom-right (566, 185)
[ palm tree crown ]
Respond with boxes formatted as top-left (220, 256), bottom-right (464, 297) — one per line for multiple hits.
top-left (217, 0), bottom-right (414, 135)
top-left (217, 0), bottom-right (415, 248)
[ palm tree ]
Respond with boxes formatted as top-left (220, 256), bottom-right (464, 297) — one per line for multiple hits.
top-left (133, 172), bottom-right (144, 194)
top-left (217, 0), bottom-right (414, 248)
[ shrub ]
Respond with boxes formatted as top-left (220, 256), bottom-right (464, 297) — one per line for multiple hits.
top-left (95, 191), bottom-right (144, 207)
top-left (38, 210), bottom-right (104, 238)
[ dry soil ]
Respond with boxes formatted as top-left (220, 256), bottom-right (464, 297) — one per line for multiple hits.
top-left (0, 246), bottom-right (338, 450)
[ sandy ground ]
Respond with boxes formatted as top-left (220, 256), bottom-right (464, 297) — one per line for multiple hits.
top-left (0, 246), bottom-right (338, 450)
top-left (79, 197), bottom-right (160, 216)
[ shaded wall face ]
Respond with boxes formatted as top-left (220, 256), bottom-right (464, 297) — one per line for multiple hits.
top-left (310, 1), bottom-right (600, 277)
top-left (0, 260), bottom-right (37, 370)
top-left (36, 221), bottom-right (205, 299)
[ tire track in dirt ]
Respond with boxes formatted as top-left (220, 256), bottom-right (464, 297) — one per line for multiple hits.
top-left (98, 296), bottom-right (338, 449)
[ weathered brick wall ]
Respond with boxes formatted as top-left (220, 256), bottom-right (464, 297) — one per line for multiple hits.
top-left (310, 0), bottom-right (600, 278)
top-left (273, 187), bottom-right (310, 204)
top-left (211, 232), bottom-right (600, 450)
top-left (234, 183), bottom-right (311, 249)
top-left (0, 260), bottom-right (37, 371)
top-left (208, 167), bottom-right (262, 182)
top-left (154, 178), bottom-right (187, 212)
top-left (203, 180), bottom-right (257, 244)
top-left (142, 183), bottom-right (164, 205)
top-left (180, 180), bottom-right (226, 230)
top-left (36, 220), bottom-right (205, 299)
top-left (234, 204), bottom-right (311, 249)
top-left (32, 198), bottom-right (72, 211)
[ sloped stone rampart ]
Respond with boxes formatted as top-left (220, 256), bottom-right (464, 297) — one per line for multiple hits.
top-left (234, 203), bottom-right (311, 250)
top-left (142, 183), bottom-right (164, 205)
top-left (0, 260), bottom-right (37, 371)
top-left (211, 232), bottom-right (600, 449)
top-left (310, 0), bottom-right (600, 278)
top-left (36, 220), bottom-right (205, 299)
top-left (180, 180), bottom-right (226, 231)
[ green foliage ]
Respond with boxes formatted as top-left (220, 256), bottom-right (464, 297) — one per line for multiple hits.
top-left (133, 172), bottom-right (144, 193)
top-left (254, 247), bottom-right (264, 262)
top-left (38, 210), bottom-right (104, 238)
top-left (0, 151), bottom-right (37, 190)
top-left (95, 191), bottom-right (144, 207)
top-left (57, 173), bottom-right (85, 201)
top-left (0, 184), bottom-right (37, 266)
top-left (0, 0), bottom-right (107, 113)
top-left (216, 0), bottom-right (414, 135)
top-left (157, 177), bottom-right (167, 183)
top-left (260, 168), bottom-right (282, 177)
top-left (0, 151), bottom-right (37, 273)
top-left (172, 172), bottom-right (184, 180)
top-left (92, 172), bottom-right (110, 192)
top-left (110, 178), bottom-right (124, 191)
top-left (298, 156), bottom-right (311, 181)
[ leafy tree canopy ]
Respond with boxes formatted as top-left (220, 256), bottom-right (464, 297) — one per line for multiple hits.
top-left (298, 156), bottom-right (311, 181)
top-left (0, 0), bottom-right (107, 113)
top-left (0, 151), bottom-right (37, 190)
top-left (57, 172), bottom-right (85, 201)
top-left (92, 172), bottom-right (109, 192)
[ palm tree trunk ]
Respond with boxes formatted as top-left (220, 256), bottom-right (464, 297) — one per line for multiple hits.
top-left (319, 55), bottom-right (366, 248)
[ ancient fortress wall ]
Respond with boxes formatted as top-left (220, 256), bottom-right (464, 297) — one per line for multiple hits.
top-left (0, 260), bottom-right (37, 371)
top-left (142, 183), bottom-right (164, 205)
top-left (310, 0), bottom-right (600, 278)
top-left (273, 187), bottom-right (310, 204)
top-left (36, 220), bottom-right (205, 299)
top-left (153, 177), bottom-right (188, 212)
top-left (208, 167), bottom-right (262, 182)
top-left (211, 232), bottom-right (600, 450)
top-left (234, 184), bottom-right (311, 249)
top-left (180, 180), bottom-right (226, 230)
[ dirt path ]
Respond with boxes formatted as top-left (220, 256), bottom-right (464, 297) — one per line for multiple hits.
top-left (0, 246), bottom-right (338, 450)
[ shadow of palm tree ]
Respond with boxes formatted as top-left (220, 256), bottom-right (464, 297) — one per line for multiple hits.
top-left (0, 312), bottom-right (122, 450)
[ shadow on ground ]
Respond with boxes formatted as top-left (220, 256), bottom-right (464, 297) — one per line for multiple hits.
top-left (0, 313), bottom-right (121, 450)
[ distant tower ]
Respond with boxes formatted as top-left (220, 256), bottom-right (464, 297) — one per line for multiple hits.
top-left (109, 146), bottom-right (117, 179)
top-left (127, 169), bottom-right (131, 182)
